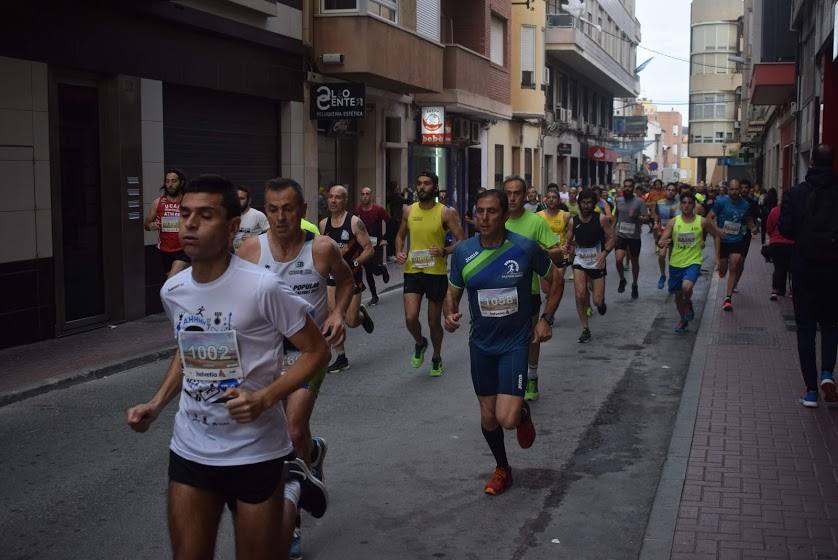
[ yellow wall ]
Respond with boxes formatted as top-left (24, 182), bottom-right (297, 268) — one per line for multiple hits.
top-left (488, 119), bottom-right (542, 190)
top-left (510, 3), bottom-right (545, 117)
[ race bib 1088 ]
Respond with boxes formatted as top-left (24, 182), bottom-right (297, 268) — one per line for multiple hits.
top-left (477, 287), bottom-right (519, 317)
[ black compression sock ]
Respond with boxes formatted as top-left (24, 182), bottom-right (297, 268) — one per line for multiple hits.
top-left (482, 425), bottom-right (509, 469)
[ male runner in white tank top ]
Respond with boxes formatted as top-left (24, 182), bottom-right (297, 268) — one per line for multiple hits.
top-left (238, 177), bottom-right (353, 558)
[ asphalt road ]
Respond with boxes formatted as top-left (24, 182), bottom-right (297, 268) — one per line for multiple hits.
top-left (0, 238), bottom-right (714, 560)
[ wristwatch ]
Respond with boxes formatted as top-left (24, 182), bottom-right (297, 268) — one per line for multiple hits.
top-left (540, 313), bottom-right (554, 326)
top-left (352, 259), bottom-right (359, 268)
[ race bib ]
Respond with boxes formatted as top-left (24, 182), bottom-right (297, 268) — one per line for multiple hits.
top-left (178, 331), bottom-right (243, 399)
top-left (676, 232), bottom-right (696, 247)
top-left (410, 249), bottom-right (436, 269)
top-left (723, 221), bottom-right (742, 236)
top-left (618, 222), bottom-right (636, 236)
top-left (369, 236), bottom-right (378, 246)
top-left (575, 246), bottom-right (599, 269)
top-left (477, 288), bottom-right (519, 317)
top-left (161, 215), bottom-right (180, 233)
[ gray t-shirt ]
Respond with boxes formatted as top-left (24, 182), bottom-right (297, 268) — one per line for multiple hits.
top-left (615, 196), bottom-right (647, 239)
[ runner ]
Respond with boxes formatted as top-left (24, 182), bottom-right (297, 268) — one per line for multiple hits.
top-left (646, 179), bottom-right (666, 233)
top-left (566, 187), bottom-right (580, 217)
top-left (736, 179), bottom-right (759, 292)
top-left (524, 187), bottom-right (544, 212)
top-left (395, 171), bottom-right (465, 377)
top-left (237, 177), bottom-right (351, 559)
top-left (233, 185), bottom-right (268, 252)
top-left (319, 184), bottom-right (376, 373)
top-left (127, 174), bottom-right (330, 560)
top-left (444, 189), bottom-right (561, 495)
top-left (707, 178), bottom-right (757, 311)
top-left (354, 187), bottom-right (391, 306)
top-left (504, 176), bottom-right (562, 402)
top-left (144, 168), bottom-right (190, 278)
top-left (653, 183), bottom-right (681, 289)
top-left (614, 178), bottom-right (648, 299)
top-left (565, 189), bottom-right (614, 342)
top-left (658, 192), bottom-right (720, 332)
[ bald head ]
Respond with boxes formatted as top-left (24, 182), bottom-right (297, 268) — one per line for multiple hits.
top-left (327, 184), bottom-right (348, 214)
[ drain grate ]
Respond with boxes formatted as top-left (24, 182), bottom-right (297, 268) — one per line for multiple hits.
top-left (710, 332), bottom-right (780, 346)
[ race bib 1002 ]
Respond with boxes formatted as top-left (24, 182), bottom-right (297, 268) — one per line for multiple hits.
top-left (723, 221), bottom-right (741, 236)
top-left (178, 331), bottom-right (243, 399)
top-left (477, 287), bottom-right (519, 318)
top-left (410, 249), bottom-right (435, 269)
top-left (618, 222), bottom-right (636, 235)
top-left (575, 246), bottom-right (599, 269)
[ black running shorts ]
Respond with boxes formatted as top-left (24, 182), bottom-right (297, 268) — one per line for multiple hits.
top-left (403, 272), bottom-right (448, 302)
top-left (615, 237), bottom-right (641, 257)
top-left (719, 239), bottom-right (748, 259)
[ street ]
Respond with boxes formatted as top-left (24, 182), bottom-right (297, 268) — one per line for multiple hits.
top-left (1, 244), bottom-right (713, 560)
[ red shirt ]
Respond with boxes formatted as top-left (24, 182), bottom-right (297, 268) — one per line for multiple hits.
top-left (766, 206), bottom-right (793, 245)
top-left (156, 196), bottom-right (183, 253)
top-left (353, 204), bottom-right (390, 239)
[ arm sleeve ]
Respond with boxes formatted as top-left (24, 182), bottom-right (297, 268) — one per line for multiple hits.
top-left (259, 274), bottom-right (310, 339)
top-left (448, 247), bottom-right (465, 289)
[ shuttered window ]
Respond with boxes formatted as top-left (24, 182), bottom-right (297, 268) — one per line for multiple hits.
top-left (490, 16), bottom-right (505, 66)
top-left (416, 0), bottom-right (440, 42)
top-left (520, 24), bottom-right (535, 86)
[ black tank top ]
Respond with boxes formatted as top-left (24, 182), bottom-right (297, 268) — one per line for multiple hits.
top-left (324, 211), bottom-right (362, 267)
top-left (574, 214), bottom-right (605, 249)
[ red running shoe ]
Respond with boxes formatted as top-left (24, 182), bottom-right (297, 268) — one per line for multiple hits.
top-left (722, 297), bottom-right (733, 312)
top-left (516, 402), bottom-right (536, 449)
top-left (484, 466), bottom-right (513, 496)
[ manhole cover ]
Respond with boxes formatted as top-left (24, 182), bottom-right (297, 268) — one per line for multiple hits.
top-left (710, 333), bottom-right (779, 346)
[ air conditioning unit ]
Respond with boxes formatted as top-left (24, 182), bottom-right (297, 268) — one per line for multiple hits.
top-left (452, 118), bottom-right (471, 142)
top-left (559, 107), bottom-right (568, 122)
top-left (521, 71), bottom-right (535, 88)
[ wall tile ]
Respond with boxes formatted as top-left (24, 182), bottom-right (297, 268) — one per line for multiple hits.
top-left (0, 161), bottom-right (35, 211)
top-left (141, 120), bottom-right (164, 163)
top-left (35, 208), bottom-right (52, 258)
top-left (140, 79), bottom-right (163, 122)
top-left (32, 111), bottom-right (49, 162)
top-left (31, 62), bottom-right (48, 112)
top-left (0, 210), bottom-right (36, 263)
top-left (0, 109), bottom-right (33, 145)
top-left (34, 160), bottom-right (50, 210)
top-left (0, 56), bottom-right (32, 111)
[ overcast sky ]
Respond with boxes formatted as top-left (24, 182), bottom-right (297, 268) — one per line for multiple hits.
top-left (634, 0), bottom-right (693, 120)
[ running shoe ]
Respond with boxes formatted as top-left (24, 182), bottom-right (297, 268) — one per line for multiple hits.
top-left (618, 277), bottom-right (627, 293)
top-left (585, 306), bottom-right (593, 317)
top-left (657, 275), bottom-right (666, 290)
top-left (310, 436), bottom-right (328, 481)
top-left (359, 305), bottom-right (374, 333)
top-left (769, 293), bottom-right (778, 301)
top-left (289, 528), bottom-right (302, 560)
top-left (382, 266), bottom-right (390, 283)
top-left (685, 301), bottom-right (695, 322)
top-left (430, 357), bottom-right (444, 377)
top-left (327, 353), bottom-right (350, 373)
top-left (369, 296), bottom-right (379, 306)
top-left (800, 389), bottom-right (819, 408)
top-left (722, 297), bottom-right (733, 312)
top-left (820, 372), bottom-right (838, 405)
top-left (597, 303), bottom-right (607, 316)
top-left (631, 284), bottom-right (639, 299)
top-left (484, 466), bottom-right (513, 496)
top-left (674, 320), bottom-right (689, 334)
top-left (411, 337), bottom-right (428, 368)
top-left (516, 401), bottom-right (536, 449)
top-left (578, 328), bottom-right (592, 343)
top-left (287, 458), bottom-right (328, 518)
top-left (524, 378), bottom-right (539, 401)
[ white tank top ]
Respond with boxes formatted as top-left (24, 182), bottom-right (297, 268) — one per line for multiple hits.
top-left (258, 232), bottom-right (328, 329)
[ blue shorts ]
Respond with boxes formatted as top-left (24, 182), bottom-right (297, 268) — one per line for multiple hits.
top-left (469, 344), bottom-right (528, 397)
top-left (668, 264), bottom-right (701, 293)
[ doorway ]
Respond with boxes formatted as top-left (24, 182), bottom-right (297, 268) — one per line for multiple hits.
top-left (54, 83), bottom-right (107, 332)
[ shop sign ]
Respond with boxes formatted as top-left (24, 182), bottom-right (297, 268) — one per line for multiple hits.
top-left (587, 145), bottom-right (617, 162)
top-left (558, 143), bottom-right (572, 155)
top-left (310, 83), bottom-right (366, 119)
top-left (421, 106), bottom-right (446, 144)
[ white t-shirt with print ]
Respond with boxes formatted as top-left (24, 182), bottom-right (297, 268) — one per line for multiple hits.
top-left (161, 256), bottom-right (309, 466)
top-left (234, 208), bottom-right (269, 251)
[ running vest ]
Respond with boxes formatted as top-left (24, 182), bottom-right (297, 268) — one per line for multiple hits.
top-left (257, 231), bottom-right (328, 328)
top-left (537, 209), bottom-right (569, 246)
top-left (669, 215), bottom-right (704, 268)
top-left (404, 202), bottom-right (447, 275)
top-left (324, 212), bottom-right (362, 273)
top-left (572, 214), bottom-right (605, 269)
top-left (156, 196), bottom-right (182, 252)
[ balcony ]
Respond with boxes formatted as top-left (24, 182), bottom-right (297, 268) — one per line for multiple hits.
top-left (313, 15), bottom-right (443, 93)
top-left (415, 44), bottom-right (512, 120)
top-left (545, 14), bottom-right (639, 98)
top-left (749, 63), bottom-right (796, 106)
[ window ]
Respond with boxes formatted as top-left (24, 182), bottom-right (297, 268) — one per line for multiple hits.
top-left (369, 0), bottom-right (398, 22)
top-left (689, 93), bottom-right (734, 120)
top-left (521, 25), bottom-right (536, 87)
top-left (688, 121), bottom-right (735, 144)
top-left (416, 0), bottom-right (440, 42)
top-left (525, 148), bottom-right (533, 188)
top-left (691, 23), bottom-right (738, 53)
top-left (490, 16), bottom-right (505, 66)
top-left (323, 0), bottom-right (357, 11)
top-left (494, 144), bottom-right (504, 188)
top-left (385, 116), bottom-right (401, 143)
top-left (672, 124), bottom-right (679, 135)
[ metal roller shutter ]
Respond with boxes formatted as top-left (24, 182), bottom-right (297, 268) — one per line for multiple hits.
top-left (416, 0), bottom-right (440, 42)
top-left (163, 84), bottom-right (279, 209)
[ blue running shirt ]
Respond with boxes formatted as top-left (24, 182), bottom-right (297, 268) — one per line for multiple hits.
top-left (449, 231), bottom-right (552, 353)
top-left (711, 196), bottom-right (753, 243)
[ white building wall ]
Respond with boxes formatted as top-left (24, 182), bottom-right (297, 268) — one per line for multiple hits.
top-left (140, 79), bottom-right (165, 248)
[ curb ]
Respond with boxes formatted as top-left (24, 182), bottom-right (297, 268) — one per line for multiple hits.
top-left (638, 268), bottom-right (720, 559)
top-left (0, 347), bottom-right (177, 408)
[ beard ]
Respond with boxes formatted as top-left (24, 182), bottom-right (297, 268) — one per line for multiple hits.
top-left (417, 189), bottom-right (436, 202)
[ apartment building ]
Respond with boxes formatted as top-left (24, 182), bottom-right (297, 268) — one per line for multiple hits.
top-left (543, 0), bottom-right (641, 187)
top-left (688, 0), bottom-right (744, 183)
top-left (0, 1), bottom-right (307, 348)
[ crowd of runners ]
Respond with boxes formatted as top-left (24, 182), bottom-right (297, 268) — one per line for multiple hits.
top-left (130, 168), bottom-right (771, 559)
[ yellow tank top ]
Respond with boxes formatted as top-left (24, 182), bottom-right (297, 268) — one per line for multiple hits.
top-left (537, 209), bottom-right (569, 246)
top-left (405, 202), bottom-right (447, 275)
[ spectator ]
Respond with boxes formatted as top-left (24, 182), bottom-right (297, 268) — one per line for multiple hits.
top-left (765, 199), bottom-right (792, 301)
top-left (779, 144), bottom-right (838, 408)
top-left (760, 187), bottom-right (778, 245)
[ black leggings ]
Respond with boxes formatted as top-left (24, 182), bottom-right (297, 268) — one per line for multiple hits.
top-left (793, 266), bottom-right (838, 391)
top-left (771, 244), bottom-right (793, 295)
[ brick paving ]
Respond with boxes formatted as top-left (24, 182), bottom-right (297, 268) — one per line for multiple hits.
top-left (671, 252), bottom-right (838, 559)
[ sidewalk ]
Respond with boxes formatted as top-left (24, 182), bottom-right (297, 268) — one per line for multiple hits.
top-left (0, 265), bottom-right (404, 406)
top-left (643, 248), bottom-right (838, 558)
